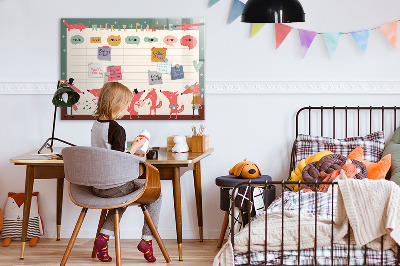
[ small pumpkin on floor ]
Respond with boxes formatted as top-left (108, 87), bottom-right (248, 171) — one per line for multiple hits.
top-left (229, 159), bottom-right (261, 179)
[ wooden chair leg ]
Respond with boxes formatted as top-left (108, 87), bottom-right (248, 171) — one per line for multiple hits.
top-left (60, 208), bottom-right (88, 266)
top-left (141, 205), bottom-right (171, 263)
top-left (114, 210), bottom-right (121, 266)
top-left (91, 209), bottom-right (108, 258)
top-left (217, 211), bottom-right (230, 248)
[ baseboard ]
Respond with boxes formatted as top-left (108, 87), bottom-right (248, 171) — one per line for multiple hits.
top-left (1, 81), bottom-right (400, 94)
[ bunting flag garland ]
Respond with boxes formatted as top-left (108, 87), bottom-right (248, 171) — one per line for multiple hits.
top-left (251, 23), bottom-right (266, 38)
top-left (275, 23), bottom-right (293, 49)
top-left (351, 29), bottom-right (370, 55)
top-left (298, 29), bottom-right (317, 58)
top-left (209, 0), bottom-right (221, 7)
top-left (207, 3), bottom-right (400, 58)
top-left (229, 0), bottom-right (245, 24)
top-left (378, 21), bottom-right (398, 50)
top-left (323, 33), bottom-right (341, 58)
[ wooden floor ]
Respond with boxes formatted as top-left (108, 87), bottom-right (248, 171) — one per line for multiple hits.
top-left (0, 239), bottom-right (221, 265)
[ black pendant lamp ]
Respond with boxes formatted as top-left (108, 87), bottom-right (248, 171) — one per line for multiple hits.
top-left (242, 0), bottom-right (305, 23)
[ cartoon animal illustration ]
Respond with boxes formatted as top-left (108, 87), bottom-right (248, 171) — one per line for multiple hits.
top-left (63, 20), bottom-right (89, 31)
top-left (127, 89), bottom-right (145, 119)
top-left (181, 82), bottom-right (203, 118)
top-left (160, 90), bottom-right (184, 119)
top-left (176, 20), bottom-right (202, 31)
top-left (143, 88), bottom-right (162, 116)
top-left (1, 192), bottom-right (44, 247)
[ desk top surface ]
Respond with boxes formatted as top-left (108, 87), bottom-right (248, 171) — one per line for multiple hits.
top-left (10, 147), bottom-right (214, 166)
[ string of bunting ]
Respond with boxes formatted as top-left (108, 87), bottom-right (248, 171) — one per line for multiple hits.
top-left (209, 0), bottom-right (399, 58)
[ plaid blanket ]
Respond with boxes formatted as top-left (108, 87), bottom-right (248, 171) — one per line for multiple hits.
top-left (234, 191), bottom-right (397, 265)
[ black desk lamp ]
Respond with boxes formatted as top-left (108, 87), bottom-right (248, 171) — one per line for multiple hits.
top-left (38, 79), bottom-right (80, 154)
top-left (241, 0), bottom-right (305, 23)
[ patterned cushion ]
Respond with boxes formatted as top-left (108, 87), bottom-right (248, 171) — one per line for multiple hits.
top-left (295, 131), bottom-right (385, 166)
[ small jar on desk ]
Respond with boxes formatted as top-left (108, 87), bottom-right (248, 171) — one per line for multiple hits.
top-left (215, 175), bottom-right (275, 248)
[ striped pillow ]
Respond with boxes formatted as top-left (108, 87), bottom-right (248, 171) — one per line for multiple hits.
top-left (294, 131), bottom-right (385, 166)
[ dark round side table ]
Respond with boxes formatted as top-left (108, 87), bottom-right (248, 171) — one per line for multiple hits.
top-left (215, 175), bottom-right (275, 248)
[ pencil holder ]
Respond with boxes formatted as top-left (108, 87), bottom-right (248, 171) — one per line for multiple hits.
top-left (191, 135), bottom-right (209, 153)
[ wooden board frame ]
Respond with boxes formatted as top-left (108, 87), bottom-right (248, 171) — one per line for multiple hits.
top-left (60, 18), bottom-right (205, 120)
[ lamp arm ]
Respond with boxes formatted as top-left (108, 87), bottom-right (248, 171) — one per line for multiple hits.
top-left (50, 105), bottom-right (57, 148)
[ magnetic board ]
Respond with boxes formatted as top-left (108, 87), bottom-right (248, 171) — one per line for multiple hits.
top-left (61, 18), bottom-right (205, 120)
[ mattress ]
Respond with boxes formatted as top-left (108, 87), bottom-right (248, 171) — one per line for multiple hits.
top-left (233, 191), bottom-right (397, 265)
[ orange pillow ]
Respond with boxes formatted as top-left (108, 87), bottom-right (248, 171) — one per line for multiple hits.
top-left (347, 146), bottom-right (391, 180)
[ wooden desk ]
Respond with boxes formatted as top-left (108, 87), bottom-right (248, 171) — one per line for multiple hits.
top-left (10, 147), bottom-right (213, 261)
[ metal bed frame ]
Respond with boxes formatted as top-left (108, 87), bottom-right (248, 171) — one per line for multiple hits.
top-left (230, 106), bottom-right (400, 266)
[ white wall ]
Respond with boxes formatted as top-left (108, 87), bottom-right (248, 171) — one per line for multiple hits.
top-left (1, 0), bottom-right (400, 240)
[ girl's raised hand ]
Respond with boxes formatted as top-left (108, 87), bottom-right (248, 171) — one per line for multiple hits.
top-left (129, 137), bottom-right (147, 154)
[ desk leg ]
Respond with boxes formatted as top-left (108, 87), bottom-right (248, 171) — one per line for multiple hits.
top-left (20, 165), bottom-right (35, 259)
top-left (172, 167), bottom-right (183, 261)
top-left (193, 161), bottom-right (203, 242)
top-left (56, 178), bottom-right (64, 241)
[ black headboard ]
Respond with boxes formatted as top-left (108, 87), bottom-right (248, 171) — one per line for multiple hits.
top-left (289, 106), bottom-right (400, 179)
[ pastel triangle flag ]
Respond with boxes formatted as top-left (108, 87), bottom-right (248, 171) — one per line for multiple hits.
top-left (323, 33), bottom-right (341, 58)
top-left (351, 29), bottom-right (370, 55)
top-left (251, 23), bottom-right (266, 38)
top-left (275, 23), bottom-right (293, 49)
top-left (298, 29), bottom-right (317, 58)
top-left (378, 21), bottom-right (398, 50)
top-left (229, 0), bottom-right (245, 24)
top-left (209, 0), bottom-right (220, 7)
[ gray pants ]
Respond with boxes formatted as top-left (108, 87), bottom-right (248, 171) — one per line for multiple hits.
top-left (92, 180), bottom-right (162, 240)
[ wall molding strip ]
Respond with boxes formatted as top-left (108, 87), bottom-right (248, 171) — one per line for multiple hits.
top-left (1, 81), bottom-right (400, 95)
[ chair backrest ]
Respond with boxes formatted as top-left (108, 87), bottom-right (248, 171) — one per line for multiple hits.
top-left (62, 146), bottom-right (145, 187)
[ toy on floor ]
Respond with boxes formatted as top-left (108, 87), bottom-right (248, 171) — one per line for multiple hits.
top-left (1, 192), bottom-right (44, 247)
top-left (229, 159), bottom-right (261, 179)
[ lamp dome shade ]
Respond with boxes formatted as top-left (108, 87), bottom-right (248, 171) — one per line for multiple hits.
top-left (52, 84), bottom-right (80, 107)
top-left (241, 0), bottom-right (305, 23)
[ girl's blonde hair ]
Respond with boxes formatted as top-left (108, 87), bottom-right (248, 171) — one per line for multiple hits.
top-left (95, 82), bottom-right (133, 120)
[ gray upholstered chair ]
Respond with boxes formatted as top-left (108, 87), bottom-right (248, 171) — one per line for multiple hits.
top-left (60, 146), bottom-right (171, 265)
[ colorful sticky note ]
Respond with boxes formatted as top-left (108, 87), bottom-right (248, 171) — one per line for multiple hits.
top-left (107, 66), bottom-right (122, 81)
top-left (193, 60), bottom-right (203, 72)
top-left (151, 48), bottom-right (167, 62)
top-left (148, 71), bottom-right (163, 85)
top-left (157, 62), bottom-right (172, 74)
top-left (171, 65), bottom-right (184, 80)
top-left (98, 46), bottom-right (111, 61)
top-left (88, 63), bottom-right (103, 78)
